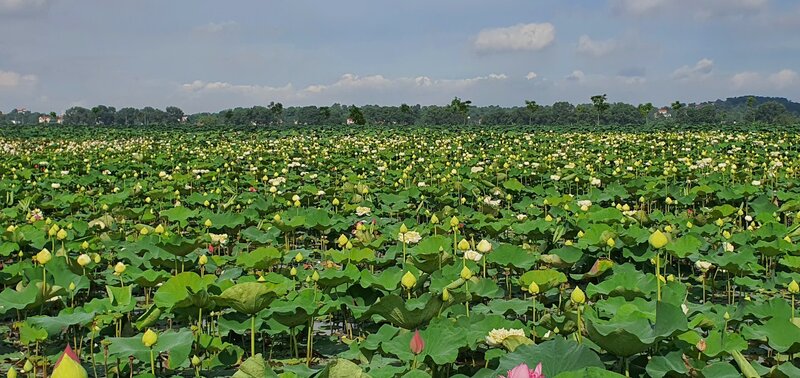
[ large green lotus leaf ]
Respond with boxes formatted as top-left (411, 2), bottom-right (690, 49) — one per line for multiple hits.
top-left (550, 246), bottom-right (584, 265)
top-left (107, 329), bottom-right (193, 369)
top-left (411, 235), bottom-right (451, 256)
top-left (18, 321), bottom-right (47, 344)
top-left (231, 354), bottom-right (279, 378)
top-left (327, 247), bottom-right (376, 264)
top-left (0, 282), bottom-right (65, 314)
top-left (773, 362), bottom-right (800, 378)
top-left (710, 247), bottom-right (761, 275)
top-left (578, 224), bottom-right (615, 246)
top-left (554, 368), bottom-right (626, 378)
top-left (240, 226), bottom-right (273, 244)
top-left (132, 268), bottom-right (171, 288)
top-left (214, 281), bottom-right (287, 315)
top-left (503, 178), bottom-right (525, 191)
top-left (135, 305), bottom-right (162, 331)
top-left (519, 269), bottom-right (567, 292)
top-left (268, 288), bottom-right (318, 327)
top-left (645, 351), bottom-right (689, 378)
top-left (473, 298), bottom-right (531, 317)
top-left (28, 308), bottom-right (95, 335)
top-left (203, 211), bottom-right (246, 230)
top-left (316, 264), bottom-right (360, 288)
top-left (742, 297), bottom-right (792, 321)
top-left (316, 358), bottom-right (368, 378)
top-left (157, 233), bottom-right (202, 257)
top-left (487, 243), bottom-right (538, 269)
top-left (359, 266), bottom-right (403, 291)
top-left (743, 317), bottom-right (800, 354)
top-left (585, 264), bottom-right (655, 300)
top-left (381, 319), bottom-right (466, 365)
top-left (106, 285), bottom-right (135, 311)
top-left (585, 301), bottom-right (687, 357)
top-left (359, 293), bottom-right (450, 329)
top-left (571, 259), bottom-right (613, 281)
top-left (236, 246), bottom-right (282, 270)
top-left (159, 206), bottom-right (198, 227)
top-left (153, 272), bottom-right (216, 311)
top-left (496, 338), bottom-right (604, 377)
top-left (665, 234), bottom-right (706, 258)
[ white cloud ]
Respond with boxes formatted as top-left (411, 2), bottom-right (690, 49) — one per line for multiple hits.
top-left (181, 73), bottom-right (508, 103)
top-left (474, 23), bottom-right (555, 53)
top-left (731, 69), bottom-right (799, 90)
top-left (565, 70), bottom-right (585, 82)
top-left (576, 35), bottom-right (618, 57)
top-left (769, 69), bottom-right (799, 89)
top-left (525, 72), bottom-right (538, 80)
top-left (0, 0), bottom-right (53, 14)
top-left (195, 21), bottom-right (240, 33)
top-left (672, 58), bottom-right (714, 80)
top-left (0, 69), bottom-right (38, 89)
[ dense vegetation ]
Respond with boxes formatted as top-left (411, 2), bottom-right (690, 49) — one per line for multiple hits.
top-left (1, 125), bottom-right (799, 377)
top-left (2, 96), bottom-right (799, 128)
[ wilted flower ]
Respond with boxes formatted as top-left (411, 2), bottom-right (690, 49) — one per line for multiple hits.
top-left (355, 206), bottom-right (371, 216)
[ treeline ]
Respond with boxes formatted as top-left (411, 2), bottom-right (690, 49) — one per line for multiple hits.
top-left (1, 96), bottom-right (797, 127)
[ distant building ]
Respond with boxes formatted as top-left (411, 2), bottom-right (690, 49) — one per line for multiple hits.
top-left (656, 107), bottom-right (671, 118)
top-left (346, 118), bottom-right (355, 125)
top-left (180, 115), bottom-right (189, 123)
top-left (38, 115), bottom-right (52, 124)
top-left (57, 116), bottom-right (64, 124)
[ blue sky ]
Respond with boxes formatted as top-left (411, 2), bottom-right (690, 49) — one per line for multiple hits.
top-left (1, 0), bottom-right (798, 113)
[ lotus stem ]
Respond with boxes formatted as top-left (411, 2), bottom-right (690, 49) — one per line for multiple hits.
top-left (465, 281), bottom-right (470, 317)
top-left (149, 348), bottom-right (155, 375)
top-left (655, 252), bottom-right (661, 301)
top-left (576, 306), bottom-right (582, 344)
top-left (251, 315), bottom-right (256, 357)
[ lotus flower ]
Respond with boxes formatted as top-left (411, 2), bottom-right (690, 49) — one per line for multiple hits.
top-left (501, 362), bottom-right (543, 378)
top-left (51, 344), bottom-right (87, 378)
top-left (409, 329), bottom-right (425, 354)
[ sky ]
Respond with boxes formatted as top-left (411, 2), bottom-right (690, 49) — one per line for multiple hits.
top-left (0, 0), bottom-right (799, 113)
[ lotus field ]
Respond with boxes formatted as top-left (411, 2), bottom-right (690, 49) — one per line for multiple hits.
top-left (2, 126), bottom-right (800, 378)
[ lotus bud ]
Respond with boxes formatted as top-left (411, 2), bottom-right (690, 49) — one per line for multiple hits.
top-left (606, 238), bottom-right (616, 248)
top-left (114, 262), bottom-right (126, 274)
top-left (36, 248), bottom-right (52, 264)
top-left (528, 282), bottom-right (540, 294)
top-left (450, 216), bottom-right (459, 228)
top-left (56, 228), bottom-right (68, 240)
top-left (294, 252), bottom-right (304, 263)
top-left (292, 194), bottom-right (300, 202)
top-left (332, 198), bottom-right (340, 206)
top-left (290, 267), bottom-right (298, 276)
top-left (409, 329), bottom-right (425, 355)
top-left (81, 241), bottom-right (89, 250)
top-left (664, 225), bottom-right (672, 233)
top-left (345, 241), bottom-right (353, 249)
top-left (198, 255), bottom-right (208, 265)
top-left (204, 219), bottom-right (212, 228)
top-left (723, 312), bottom-right (730, 321)
top-left (430, 214), bottom-right (439, 224)
top-left (142, 329), bottom-right (158, 348)
top-left (722, 230), bottom-right (731, 239)
top-left (577, 230), bottom-right (584, 238)
top-left (337, 234), bottom-right (348, 247)
top-left (311, 270), bottom-right (320, 282)
top-left (457, 239), bottom-right (470, 251)
top-left (544, 214), bottom-right (553, 222)
top-left (140, 227), bottom-right (149, 235)
top-left (715, 218), bottom-right (724, 227)
top-left (7, 367), bottom-right (17, 378)
top-left (460, 266), bottom-right (473, 280)
top-left (68, 282), bottom-right (76, 291)
top-left (23, 360), bottom-right (32, 373)
top-left (75, 253), bottom-right (91, 267)
top-left (191, 355), bottom-right (201, 367)
top-left (93, 254), bottom-right (101, 264)
top-left (101, 204), bottom-right (109, 211)
top-left (649, 230), bottom-right (668, 249)
top-left (667, 274), bottom-right (675, 282)
top-left (399, 223), bottom-right (409, 234)
top-left (273, 214), bottom-right (281, 222)
top-left (789, 280), bottom-right (799, 294)
top-left (401, 271), bottom-right (417, 289)
top-left (686, 222), bottom-right (693, 229)
top-left (442, 288), bottom-right (451, 301)
top-left (571, 287), bottom-right (586, 304)
top-left (154, 224), bottom-right (165, 234)
top-left (258, 275), bottom-right (266, 282)
top-left (477, 239), bottom-right (492, 253)
top-left (51, 345), bottom-right (86, 378)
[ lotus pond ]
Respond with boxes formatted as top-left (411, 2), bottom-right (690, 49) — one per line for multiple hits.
top-left (1, 125), bottom-right (800, 377)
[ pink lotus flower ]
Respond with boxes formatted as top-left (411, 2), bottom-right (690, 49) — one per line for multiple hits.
top-left (409, 329), bottom-right (425, 355)
top-left (501, 362), bottom-right (543, 378)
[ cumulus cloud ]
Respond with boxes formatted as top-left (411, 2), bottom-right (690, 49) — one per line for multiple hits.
top-left (0, 69), bottom-right (38, 89)
top-left (525, 72), bottom-right (538, 80)
top-left (0, 0), bottom-right (53, 14)
top-left (474, 23), bottom-right (555, 53)
top-left (181, 73), bottom-right (508, 103)
top-left (194, 21), bottom-right (240, 33)
top-left (576, 35), bottom-right (619, 57)
top-left (672, 58), bottom-right (714, 80)
top-left (731, 69), bottom-right (799, 90)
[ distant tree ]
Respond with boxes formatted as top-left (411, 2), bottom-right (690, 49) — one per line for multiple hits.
top-left (637, 103), bottom-right (654, 121)
top-left (449, 97), bottom-right (472, 124)
top-left (165, 106), bottom-right (184, 125)
top-left (349, 106), bottom-right (366, 125)
top-left (525, 100), bottom-right (540, 125)
top-left (49, 111), bottom-right (57, 119)
top-left (671, 101), bottom-right (685, 121)
top-left (590, 94), bottom-right (609, 126)
top-left (753, 101), bottom-right (790, 124)
top-left (224, 110), bottom-right (234, 125)
top-left (269, 102), bottom-right (284, 124)
top-left (64, 106), bottom-right (92, 125)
